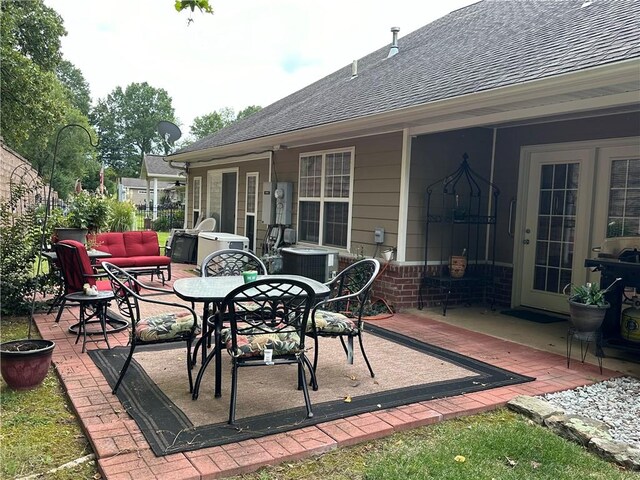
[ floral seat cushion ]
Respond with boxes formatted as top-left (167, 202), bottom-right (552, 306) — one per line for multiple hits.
top-left (308, 310), bottom-right (358, 335)
top-left (136, 312), bottom-right (200, 342)
top-left (221, 326), bottom-right (301, 358)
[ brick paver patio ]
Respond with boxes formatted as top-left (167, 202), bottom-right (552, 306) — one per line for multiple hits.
top-left (33, 263), bottom-right (618, 480)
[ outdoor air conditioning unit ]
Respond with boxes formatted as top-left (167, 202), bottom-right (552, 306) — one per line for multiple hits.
top-left (197, 232), bottom-right (250, 266)
top-left (280, 247), bottom-right (339, 283)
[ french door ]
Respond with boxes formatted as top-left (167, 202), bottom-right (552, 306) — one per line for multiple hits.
top-left (207, 169), bottom-right (238, 234)
top-left (519, 148), bottom-right (594, 313)
top-left (517, 139), bottom-right (640, 313)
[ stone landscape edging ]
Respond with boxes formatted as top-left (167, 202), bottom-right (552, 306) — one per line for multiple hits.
top-left (507, 395), bottom-right (640, 471)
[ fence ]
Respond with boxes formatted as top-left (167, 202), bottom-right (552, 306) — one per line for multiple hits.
top-left (134, 203), bottom-right (184, 231)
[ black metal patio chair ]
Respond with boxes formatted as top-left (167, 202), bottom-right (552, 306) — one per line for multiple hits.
top-left (213, 278), bottom-right (316, 424)
top-left (306, 258), bottom-right (381, 383)
top-left (101, 262), bottom-right (200, 394)
top-left (194, 249), bottom-right (268, 360)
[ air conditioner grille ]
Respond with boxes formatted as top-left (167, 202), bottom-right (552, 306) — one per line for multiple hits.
top-left (281, 250), bottom-right (327, 282)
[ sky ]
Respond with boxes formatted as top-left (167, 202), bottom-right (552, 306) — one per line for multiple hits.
top-left (45, 0), bottom-right (478, 138)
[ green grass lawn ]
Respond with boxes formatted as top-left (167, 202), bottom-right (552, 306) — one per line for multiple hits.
top-left (234, 410), bottom-right (636, 480)
top-left (0, 317), bottom-right (98, 480)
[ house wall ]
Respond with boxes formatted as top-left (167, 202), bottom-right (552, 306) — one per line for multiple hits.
top-left (184, 112), bottom-right (638, 312)
top-left (189, 157), bottom-right (271, 251)
top-left (407, 128), bottom-right (495, 262)
top-left (1, 141), bottom-right (54, 205)
top-left (256, 132), bottom-right (404, 255)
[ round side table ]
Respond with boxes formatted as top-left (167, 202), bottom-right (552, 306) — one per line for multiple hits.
top-left (65, 291), bottom-right (118, 353)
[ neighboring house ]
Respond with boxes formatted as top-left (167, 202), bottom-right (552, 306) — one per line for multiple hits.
top-left (118, 177), bottom-right (178, 207)
top-left (168, 0), bottom-right (640, 312)
top-left (138, 154), bottom-right (186, 219)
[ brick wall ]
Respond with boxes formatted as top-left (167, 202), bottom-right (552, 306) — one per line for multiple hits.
top-left (338, 256), bottom-right (513, 312)
top-left (1, 141), bottom-right (56, 206)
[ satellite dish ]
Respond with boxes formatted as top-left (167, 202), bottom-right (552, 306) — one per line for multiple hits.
top-left (156, 121), bottom-right (182, 145)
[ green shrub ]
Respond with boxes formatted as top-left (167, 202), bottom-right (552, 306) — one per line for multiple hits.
top-left (152, 209), bottom-right (184, 231)
top-left (64, 191), bottom-right (112, 233)
top-left (108, 199), bottom-right (136, 232)
top-left (0, 184), bottom-right (43, 315)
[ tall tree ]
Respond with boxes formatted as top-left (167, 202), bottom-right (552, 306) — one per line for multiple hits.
top-left (190, 109), bottom-right (233, 140)
top-left (0, 0), bottom-right (68, 150)
top-left (236, 105), bottom-right (262, 121)
top-left (56, 60), bottom-right (91, 116)
top-left (90, 82), bottom-right (176, 177)
top-left (189, 106), bottom-right (261, 141)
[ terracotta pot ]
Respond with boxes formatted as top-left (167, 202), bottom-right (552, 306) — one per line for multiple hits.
top-left (0, 339), bottom-right (55, 390)
top-left (449, 256), bottom-right (467, 278)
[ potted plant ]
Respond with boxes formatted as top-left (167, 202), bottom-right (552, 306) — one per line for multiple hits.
top-left (565, 278), bottom-right (622, 333)
top-left (54, 191), bottom-right (112, 242)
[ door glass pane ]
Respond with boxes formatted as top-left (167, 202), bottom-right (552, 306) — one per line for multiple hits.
top-left (532, 162), bottom-right (578, 294)
top-left (246, 175), bottom-right (256, 214)
top-left (607, 158), bottom-right (640, 237)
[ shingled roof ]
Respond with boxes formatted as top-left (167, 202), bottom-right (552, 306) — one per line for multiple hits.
top-left (140, 154), bottom-right (185, 178)
top-left (176, 0), bottom-right (639, 154)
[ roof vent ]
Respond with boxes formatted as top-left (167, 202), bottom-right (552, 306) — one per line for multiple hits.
top-left (387, 27), bottom-right (400, 58)
top-left (351, 59), bottom-right (358, 78)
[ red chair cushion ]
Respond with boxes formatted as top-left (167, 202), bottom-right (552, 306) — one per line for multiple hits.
top-left (96, 279), bottom-right (112, 291)
top-left (55, 240), bottom-right (97, 292)
top-left (131, 256), bottom-right (171, 267)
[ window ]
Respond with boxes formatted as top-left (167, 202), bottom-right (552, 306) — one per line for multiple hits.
top-left (607, 158), bottom-right (640, 237)
top-left (298, 149), bottom-right (353, 248)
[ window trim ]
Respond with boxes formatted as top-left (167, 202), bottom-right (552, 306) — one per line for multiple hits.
top-left (297, 147), bottom-right (355, 250)
top-left (246, 172), bottom-right (259, 250)
top-left (192, 176), bottom-right (202, 226)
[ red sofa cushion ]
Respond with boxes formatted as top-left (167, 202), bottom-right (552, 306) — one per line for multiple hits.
top-left (123, 231), bottom-right (160, 257)
top-left (97, 257), bottom-right (137, 268)
top-left (92, 232), bottom-right (128, 257)
top-left (131, 255), bottom-right (171, 267)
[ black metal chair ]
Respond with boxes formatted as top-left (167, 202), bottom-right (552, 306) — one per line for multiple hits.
top-left (101, 262), bottom-right (200, 394)
top-left (306, 258), bottom-right (381, 382)
top-left (194, 249), bottom-right (268, 361)
top-left (214, 278), bottom-right (317, 424)
top-left (201, 249), bottom-right (267, 277)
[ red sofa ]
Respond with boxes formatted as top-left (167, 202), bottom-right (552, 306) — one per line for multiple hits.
top-left (90, 231), bottom-right (171, 282)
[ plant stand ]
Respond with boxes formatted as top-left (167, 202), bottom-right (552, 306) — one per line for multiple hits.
top-left (418, 153), bottom-right (500, 314)
top-left (65, 291), bottom-right (117, 353)
top-left (566, 327), bottom-right (603, 374)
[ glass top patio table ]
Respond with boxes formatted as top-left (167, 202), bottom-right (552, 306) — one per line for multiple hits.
top-left (173, 274), bottom-right (330, 398)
